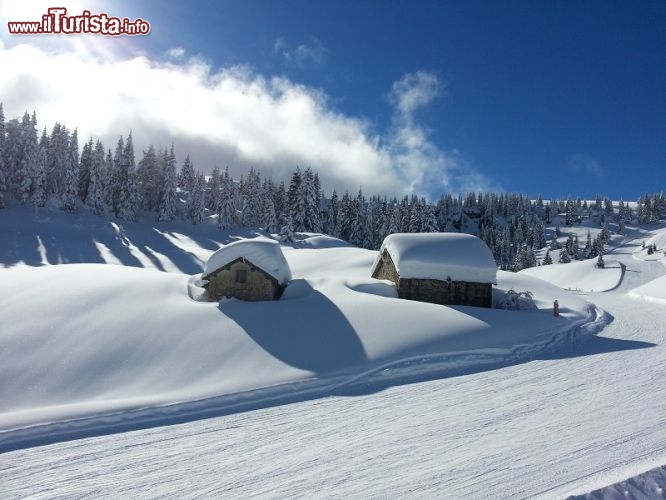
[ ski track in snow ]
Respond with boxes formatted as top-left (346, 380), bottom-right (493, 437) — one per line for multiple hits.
top-left (1, 233), bottom-right (666, 498)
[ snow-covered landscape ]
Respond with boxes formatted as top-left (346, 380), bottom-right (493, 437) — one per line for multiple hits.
top-left (1, 202), bottom-right (665, 498)
top-left (1, 2), bottom-right (665, 496)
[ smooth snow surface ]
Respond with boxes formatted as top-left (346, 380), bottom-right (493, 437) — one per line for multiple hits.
top-left (0, 261), bottom-right (596, 437)
top-left (520, 257), bottom-right (623, 292)
top-left (629, 275), bottom-right (666, 305)
top-left (2, 209), bottom-right (666, 500)
top-left (372, 232), bottom-right (497, 283)
top-left (203, 237), bottom-right (292, 283)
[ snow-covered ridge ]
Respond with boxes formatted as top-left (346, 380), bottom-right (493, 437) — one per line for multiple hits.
top-left (372, 232), bottom-right (497, 283)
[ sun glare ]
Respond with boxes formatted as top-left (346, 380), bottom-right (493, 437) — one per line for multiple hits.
top-left (1, 0), bottom-right (93, 23)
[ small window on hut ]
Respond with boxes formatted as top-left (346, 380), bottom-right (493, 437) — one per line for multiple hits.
top-left (235, 269), bottom-right (247, 283)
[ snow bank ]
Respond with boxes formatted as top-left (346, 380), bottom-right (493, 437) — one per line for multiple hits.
top-left (203, 237), bottom-right (292, 284)
top-left (629, 275), bottom-right (666, 305)
top-left (520, 258), bottom-right (623, 292)
top-left (371, 232), bottom-right (497, 283)
top-left (568, 464), bottom-right (666, 500)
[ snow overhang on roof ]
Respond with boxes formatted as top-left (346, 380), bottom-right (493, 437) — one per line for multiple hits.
top-left (372, 232), bottom-right (497, 284)
top-left (204, 237), bottom-right (292, 285)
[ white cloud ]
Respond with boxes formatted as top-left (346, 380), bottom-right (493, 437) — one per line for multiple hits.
top-left (390, 71), bottom-right (440, 118)
top-left (0, 42), bottom-right (495, 198)
top-left (568, 154), bottom-right (603, 178)
top-left (165, 47), bottom-right (186, 60)
top-left (387, 71), bottom-right (497, 195)
top-left (274, 36), bottom-right (327, 67)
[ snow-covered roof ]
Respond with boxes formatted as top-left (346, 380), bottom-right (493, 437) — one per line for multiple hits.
top-left (204, 238), bottom-right (292, 284)
top-left (372, 233), bottom-right (497, 284)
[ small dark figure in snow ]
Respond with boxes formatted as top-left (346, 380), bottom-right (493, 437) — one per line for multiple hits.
top-left (647, 245), bottom-right (654, 255)
top-left (553, 300), bottom-right (560, 317)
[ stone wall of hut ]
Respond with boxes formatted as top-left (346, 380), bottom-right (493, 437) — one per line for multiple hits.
top-left (397, 279), bottom-right (492, 308)
top-left (371, 250), bottom-right (399, 282)
top-left (204, 259), bottom-right (283, 301)
top-left (372, 249), bottom-right (492, 308)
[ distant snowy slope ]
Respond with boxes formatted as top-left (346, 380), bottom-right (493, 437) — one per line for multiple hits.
top-left (520, 258), bottom-right (623, 292)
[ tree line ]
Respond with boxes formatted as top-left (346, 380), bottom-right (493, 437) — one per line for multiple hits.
top-left (0, 104), bottom-right (664, 271)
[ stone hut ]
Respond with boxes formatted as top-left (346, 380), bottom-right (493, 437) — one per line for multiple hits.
top-left (202, 238), bottom-right (292, 302)
top-left (371, 233), bottom-right (497, 308)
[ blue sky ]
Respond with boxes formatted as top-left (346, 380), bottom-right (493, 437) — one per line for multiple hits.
top-left (1, 1), bottom-right (665, 200)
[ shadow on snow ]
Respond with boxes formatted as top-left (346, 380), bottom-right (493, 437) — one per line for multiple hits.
top-left (219, 280), bottom-right (368, 373)
top-left (1, 304), bottom-right (657, 455)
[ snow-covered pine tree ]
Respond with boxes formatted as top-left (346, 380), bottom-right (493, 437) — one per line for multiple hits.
top-left (559, 248), bottom-right (571, 263)
top-left (32, 128), bottom-right (48, 208)
top-left (530, 218), bottom-right (546, 249)
top-left (387, 203), bottom-right (400, 236)
top-left (422, 201), bottom-right (439, 232)
top-left (301, 167), bottom-right (322, 232)
top-left (86, 140), bottom-right (107, 215)
top-left (565, 199), bottom-right (575, 226)
top-left (217, 167), bottom-right (237, 230)
top-left (337, 191), bottom-right (354, 242)
top-left (241, 168), bottom-right (261, 228)
top-left (107, 136), bottom-right (124, 216)
top-left (604, 197), bottom-right (614, 217)
top-left (325, 189), bottom-right (340, 237)
top-left (157, 145), bottom-right (178, 222)
top-left (348, 189), bottom-right (367, 247)
top-left (117, 133), bottom-right (138, 221)
top-left (278, 216), bottom-right (295, 243)
top-left (17, 112), bottom-right (38, 204)
top-left (60, 128), bottom-right (79, 212)
top-left (259, 193), bottom-right (278, 233)
top-left (47, 123), bottom-right (69, 199)
top-left (187, 171), bottom-right (206, 225)
top-left (571, 234), bottom-right (580, 259)
top-left (178, 155), bottom-right (196, 196)
top-left (104, 148), bottom-right (114, 209)
top-left (78, 137), bottom-right (93, 201)
top-left (137, 144), bottom-right (161, 212)
top-left (542, 249), bottom-right (553, 265)
top-left (599, 222), bottom-right (610, 244)
top-left (515, 245), bottom-right (536, 271)
top-left (583, 230), bottom-right (592, 259)
top-left (361, 197), bottom-right (375, 249)
top-left (287, 167), bottom-right (306, 231)
top-left (206, 166), bottom-right (222, 214)
top-left (408, 198), bottom-right (424, 232)
top-left (596, 252), bottom-right (605, 268)
top-left (564, 233), bottom-right (574, 256)
top-left (4, 114), bottom-right (30, 204)
top-left (273, 180), bottom-right (288, 228)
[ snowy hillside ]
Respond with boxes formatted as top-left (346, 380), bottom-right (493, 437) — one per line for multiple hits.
top-left (2, 206), bottom-right (666, 499)
top-left (0, 206), bottom-right (605, 450)
top-left (520, 257), bottom-right (623, 292)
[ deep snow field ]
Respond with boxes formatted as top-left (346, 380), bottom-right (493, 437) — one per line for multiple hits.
top-left (1, 205), bottom-right (665, 499)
